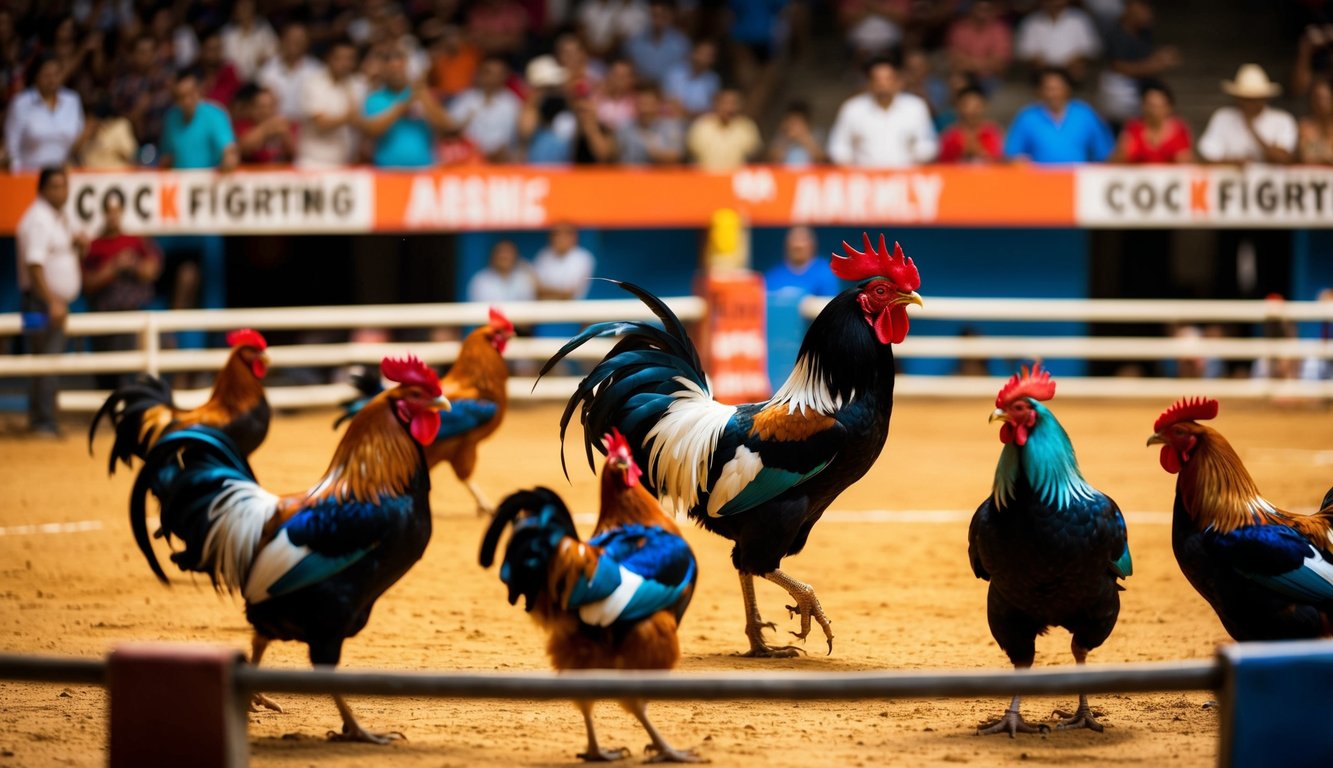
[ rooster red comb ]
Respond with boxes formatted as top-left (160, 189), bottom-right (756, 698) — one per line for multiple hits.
top-left (1154, 397), bottom-right (1219, 433)
top-left (380, 355), bottom-right (442, 397)
top-left (488, 306), bottom-right (515, 334)
top-left (225, 328), bottom-right (267, 350)
top-left (996, 363), bottom-right (1056, 408)
top-left (602, 428), bottom-right (642, 485)
top-left (831, 232), bottom-right (921, 289)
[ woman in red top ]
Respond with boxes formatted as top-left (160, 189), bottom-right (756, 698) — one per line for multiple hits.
top-left (1110, 81), bottom-right (1193, 163)
top-left (938, 86), bottom-right (1004, 163)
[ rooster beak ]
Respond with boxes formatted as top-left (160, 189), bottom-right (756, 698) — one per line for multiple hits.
top-left (896, 291), bottom-right (924, 308)
top-left (433, 395), bottom-right (452, 412)
top-left (1146, 432), bottom-right (1165, 447)
top-left (989, 408), bottom-right (1007, 424)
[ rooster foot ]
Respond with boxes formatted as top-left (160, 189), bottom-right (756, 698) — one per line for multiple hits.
top-left (1053, 704), bottom-right (1105, 733)
top-left (740, 620), bottom-right (802, 658)
top-left (783, 599), bottom-right (833, 655)
top-left (249, 693), bottom-right (284, 713)
top-left (577, 747), bottom-right (631, 762)
top-left (644, 744), bottom-right (709, 763)
top-left (476, 504), bottom-right (495, 518)
top-left (976, 709), bottom-right (1049, 738)
top-left (326, 725), bottom-right (406, 745)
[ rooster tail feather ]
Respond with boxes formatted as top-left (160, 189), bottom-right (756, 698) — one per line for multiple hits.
top-left (479, 487), bottom-right (579, 612)
top-left (132, 426), bottom-right (276, 594)
top-left (333, 368), bottom-right (385, 429)
top-left (90, 375), bottom-right (175, 474)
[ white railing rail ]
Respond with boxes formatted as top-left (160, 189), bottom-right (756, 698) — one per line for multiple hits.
top-left (1, 296), bottom-right (1330, 411)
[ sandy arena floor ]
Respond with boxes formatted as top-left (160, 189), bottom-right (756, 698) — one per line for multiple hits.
top-left (1, 396), bottom-right (1329, 767)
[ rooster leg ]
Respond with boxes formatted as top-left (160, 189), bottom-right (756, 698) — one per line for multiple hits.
top-left (738, 572), bottom-right (800, 658)
top-left (977, 694), bottom-right (1049, 738)
top-left (627, 699), bottom-right (707, 763)
top-left (1052, 642), bottom-right (1105, 732)
top-left (247, 634), bottom-right (283, 714)
top-left (465, 480), bottom-right (495, 517)
top-left (765, 570), bottom-right (834, 655)
top-left (327, 694), bottom-right (405, 745)
top-left (575, 700), bottom-right (631, 762)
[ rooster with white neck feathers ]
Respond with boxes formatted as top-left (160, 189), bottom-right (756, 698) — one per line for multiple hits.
top-left (540, 233), bottom-right (923, 657)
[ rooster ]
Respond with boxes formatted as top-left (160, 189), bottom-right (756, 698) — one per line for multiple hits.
top-left (129, 355), bottom-right (449, 743)
top-left (540, 233), bottom-right (923, 657)
top-left (90, 328), bottom-right (271, 473)
top-left (1148, 397), bottom-right (1333, 640)
top-left (479, 430), bottom-right (702, 763)
top-left (968, 364), bottom-right (1132, 737)
top-left (337, 307), bottom-right (515, 515)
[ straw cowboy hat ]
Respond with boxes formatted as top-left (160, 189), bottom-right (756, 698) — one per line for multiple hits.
top-left (1222, 64), bottom-right (1282, 98)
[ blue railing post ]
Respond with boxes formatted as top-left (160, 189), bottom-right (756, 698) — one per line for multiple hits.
top-left (1218, 639), bottom-right (1333, 768)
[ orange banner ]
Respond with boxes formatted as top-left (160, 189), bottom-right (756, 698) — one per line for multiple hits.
top-left (698, 270), bottom-right (770, 404)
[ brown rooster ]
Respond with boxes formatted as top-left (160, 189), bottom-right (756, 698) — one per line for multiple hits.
top-left (90, 328), bottom-right (271, 473)
top-left (338, 308), bottom-right (514, 514)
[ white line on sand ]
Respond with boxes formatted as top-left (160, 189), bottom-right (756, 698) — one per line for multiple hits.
top-left (0, 520), bottom-right (105, 537)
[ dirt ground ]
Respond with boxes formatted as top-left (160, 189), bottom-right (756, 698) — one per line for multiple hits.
top-left (1, 396), bottom-right (1329, 767)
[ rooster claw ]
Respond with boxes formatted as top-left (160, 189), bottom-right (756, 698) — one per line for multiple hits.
top-left (1053, 706), bottom-right (1106, 732)
top-left (577, 746), bottom-right (631, 762)
top-left (248, 693), bottom-right (284, 713)
top-left (327, 726), bottom-right (406, 745)
top-left (644, 743), bottom-right (709, 763)
top-left (976, 709), bottom-right (1049, 738)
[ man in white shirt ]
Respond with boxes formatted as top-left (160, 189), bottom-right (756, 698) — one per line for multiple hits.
top-left (533, 223), bottom-right (596, 301)
top-left (467, 240), bottom-right (536, 303)
top-left (828, 55), bottom-right (938, 168)
top-left (1198, 64), bottom-right (1297, 164)
top-left (258, 23), bottom-right (323, 120)
top-left (5, 56), bottom-right (84, 172)
top-left (16, 167), bottom-right (87, 437)
top-left (1015, 0), bottom-right (1102, 82)
top-left (579, 0), bottom-right (649, 59)
top-left (297, 39), bottom-right (367, 168)
top-left (449, 57), bottom-right (523, 162)
top-left (221, 0), bottom-right (278, 80)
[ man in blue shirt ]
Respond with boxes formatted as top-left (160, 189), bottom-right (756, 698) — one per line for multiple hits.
top-left (159, 69), bottom-right (237, 170)
top-left (364, 43), bottom-right (456, 168)
top-left (764, 226), bottom-right (842, 297)
top-left (1004, 67), bottom-right (1114, 163)
top-left (624, 0), bottom-right (691, 85)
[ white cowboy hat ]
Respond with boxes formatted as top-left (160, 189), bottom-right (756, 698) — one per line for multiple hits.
top-left (525, 55), bottom-right (567, 89)
top-left (1222, 64), bottom-right (1282, 98)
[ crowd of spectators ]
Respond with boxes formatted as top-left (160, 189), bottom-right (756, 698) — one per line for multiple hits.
top-left (1, 0), bottom-right (1330, 175)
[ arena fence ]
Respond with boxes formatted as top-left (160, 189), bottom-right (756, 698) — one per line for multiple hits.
top-left (0, 295), bottom-right (1330, 410)
top-left (1, 639), bottom-right (1331, 767)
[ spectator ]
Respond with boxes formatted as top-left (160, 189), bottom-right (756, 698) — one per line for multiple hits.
top-left (448, 57), bottom-right (522, 162)
top-left (1004, 67), bottom-right (1113, 163)
top-left (298, 38), bottom-right (367, 169)
top-left (1293, 22), bottom-right (1333, 97)
top-left (1109, 80), bottom-right (1192, 163)
top-left (363, 43), bottom-right (454, 169)
top-left (938, 85), bottom-right (1003, 163)
top-left (594, 58), bottom-right (639, 130)
top-left (571, 85), bottom-right (619, 164)
top-left (82, 190), bottom-right (162, 389)
top-left (617, 83), bottom-right (685, 164)
top-left (77, 97), bottom-right (139, 168)
top-left (5, 55), bottom-right (84, 172)
top-left (1015, 0), bottom-right (1101, 83)
top-left (159, 68), bottom-right (239, 171)
top-left (556, 32), bottom-right (605, 94)
top-left (149, 4), bottom-right (199, 69)
top-left (686, 86), bottom-right (762, 171)
top-left (663, 38), bottom-right (720, 117)
top-left (197, 28), bottom-right (242, 107)
top-left (520, 55), bottom-right (576, 164)
top-left (258, 23), bottom-right (322, 121)
top-left (765, 226), bottom-right (841, 297)
top-left (828, 55), bottom-right (938, 168)
top-left (111, 35), bottom-right (174, 149)
top-left (222, 0), bottom-right (279, 81)
top-left (839, 0), bottom-right (910, 63)
top-left (767, 100), bottom-right (827, 167)
top-left (16, 167), bottom-right (87, 438)
top-left (1198, 64), bottom-right (1297, 165)
top-left (727, 0), bottom-right (788, 115)
top-left (624, 0), bottom-right (691, 85)
top-left (946, 0), bottom-right (1012, 90)
top-left (533, 223), bottom-right (596, 301)
top-left (1099, 0), bottom-right (1180, 126)
top-left (1299, 79), bottom-right (1333, 164)
top-left (234, 84), bottom-right (296, 165)
top-left (901, 47), bottom-right (952, 121)
top-left (467, 239), bottom-right (536, 303)
top-left (466, 0), bottom-right (530, 58)
top-left (580, 0), bottom-right (650, 59)
top-left (429, 24), bottom-right (481, 99)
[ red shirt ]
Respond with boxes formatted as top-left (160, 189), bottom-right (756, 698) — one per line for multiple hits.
top-left (202, 63), bottom-right (242, 107)
top-left (1120, 117), bottom-right (1192, 163)
top-left (938, 122), bottom-right (1003, 163)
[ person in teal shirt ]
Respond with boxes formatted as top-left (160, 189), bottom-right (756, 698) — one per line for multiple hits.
top-left (1004, 67), bottom-right (1114, 164)
top-left (363, 44), bottom-right (455, 168)
top-left (159, 69), bottom-right (238, 170)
